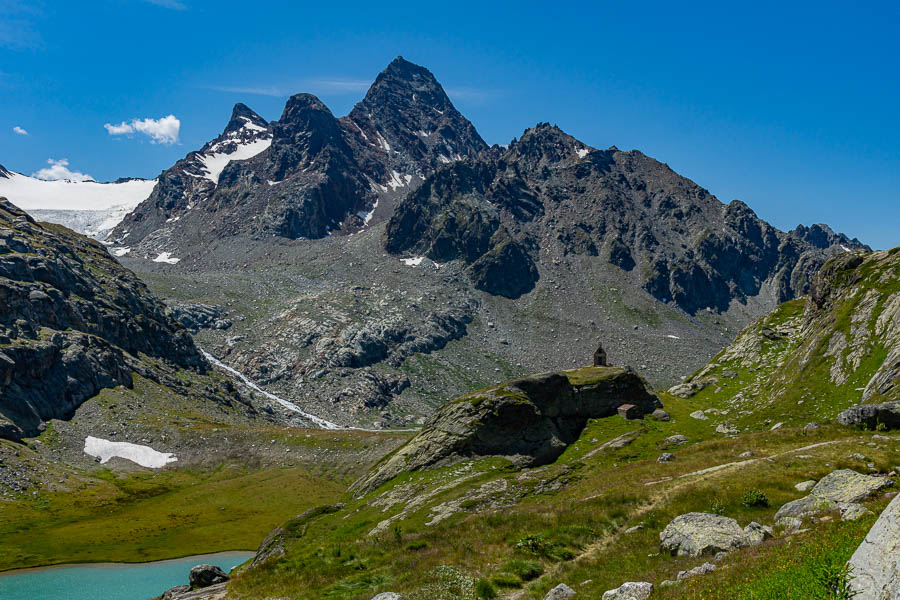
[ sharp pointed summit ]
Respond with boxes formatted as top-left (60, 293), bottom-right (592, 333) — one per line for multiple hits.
top-left (343, 56), bottom-right (488, 178)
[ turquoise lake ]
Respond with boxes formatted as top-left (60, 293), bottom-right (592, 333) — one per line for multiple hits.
top-left (0, 551), bottom-right (253, 600)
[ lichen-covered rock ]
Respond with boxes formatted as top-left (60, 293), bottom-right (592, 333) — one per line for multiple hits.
top-left (601, 581), bottom-right (652, 599)
top-left (774, 469), bottom-right (892, 521)
top-left (371, 593), bottom-right (402, 600)
top-left (795, 480), bottom-right (817, 492)
top-left (544, 583), bottom-right (576, 600)
top-left (677, 562), bottom-right (716, 581)
top-left (841, 503), bottom-right (873, 522)
top-left (352, 366), bottom-right (660, 495)
top-left (660, 513), bottom-right (749, 557)
top-left (743, 521), bottom-right (773, 545)
top-left (848, 492), bottom-right (900, 599)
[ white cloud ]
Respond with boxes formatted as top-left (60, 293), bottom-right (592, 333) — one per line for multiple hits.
top-left (104, 114), bottom-right (180, 144)
top-left (31, 158), bottom-right (94, 182)
top-left (12, 126), bottom-right (27, 135)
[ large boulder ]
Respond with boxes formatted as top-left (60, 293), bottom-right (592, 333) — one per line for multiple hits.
top-left (188, 564), bottom-right (229, 589)
top-left (544, 583), bottom-right (576, 599)
top-left (351, 366), bottom-right (660, 495)
top-left (602, 581), bottom-right (653, 599)
top-left (774, 469), bottom-right (892, 521)
top-left (659, 513), bottom-right (749, 557)
top-left (838, 402), bottom-right (900, 430)
top-left (848, 492), bottom-right (900, 599)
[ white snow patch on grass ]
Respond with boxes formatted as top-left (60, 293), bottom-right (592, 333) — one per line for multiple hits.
top-left (152, 252), bottom-right (180, 264)
top-left (198, 137), bottom-right (272, 184)
top-left (402, 256), bottom-right (425, 266)
top-left (83, 436), bottom-right (177, 468)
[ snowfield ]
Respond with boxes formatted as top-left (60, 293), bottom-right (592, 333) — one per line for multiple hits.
top-left (0, 171), bottom-right (156, 238)
top-left (83, 436), bottom-right (177, 468)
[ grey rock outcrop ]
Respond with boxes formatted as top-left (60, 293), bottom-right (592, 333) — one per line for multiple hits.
top-left (848, 492), bottom-right (900, 599)
top-left (189, 564), bottom-right (229, 588)
top-left (660, 513), bottom-right (749, 557)
top-left (544, 583), bottom-right (576, 600)
top-left (743, 521), bottom-right (774, 545)
top-left (371, 593), bottom-right (402, 600)
top-left (351, 366), bottom-right (660, 495)
top-left (774, 469), bottom-right (892, 521)
top-left (795, 480), bottom-right (817, 492)
top-left (838, 402), bottom-right (900, 430)
top-left (677, 562), bottom-right (716, 581)
top-left (601, 581), bottom-right (652, 599)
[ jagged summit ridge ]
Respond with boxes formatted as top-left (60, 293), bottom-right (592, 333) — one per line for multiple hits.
top-left (384, 120), bottom-right (869, 310)
top-left (112, 58), bottom-right (487, 256)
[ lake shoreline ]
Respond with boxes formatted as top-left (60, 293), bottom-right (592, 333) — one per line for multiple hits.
top-left (0, 550), bottom-right (255, 577)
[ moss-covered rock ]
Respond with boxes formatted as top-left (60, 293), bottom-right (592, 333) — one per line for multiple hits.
top-left (351, 365), bottom-right (660, 495)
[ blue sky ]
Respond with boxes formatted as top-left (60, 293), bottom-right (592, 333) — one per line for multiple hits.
top-left (1, 0), bottom-right (897, 248)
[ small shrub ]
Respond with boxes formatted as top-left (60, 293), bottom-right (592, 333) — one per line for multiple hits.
top-left (710, 498), bottom-right (727, 515)
top-left (502, 559), bottom-right (544, 582)
top-left (514, 534), bottom-right (549, 554)
top-left (406, 540), bottom-right (428, 551)
top-left (490, 573), bottom-right (522, 588)
top-left (475, 578), bottom-right (497, 599)
top-left (742, 489), bottom-right (770, 508)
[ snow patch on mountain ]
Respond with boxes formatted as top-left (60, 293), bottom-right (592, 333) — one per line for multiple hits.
top-left (198, 137), bottom-right (272, 184)
top-left (152, 252), bottom-right (180, 264)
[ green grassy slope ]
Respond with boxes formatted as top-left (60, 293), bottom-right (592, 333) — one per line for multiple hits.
top-left (224, 248), bottom-right (900, 600)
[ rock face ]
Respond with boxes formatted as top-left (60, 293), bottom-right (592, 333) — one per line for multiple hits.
top-left (774, 469), bottom-right (892, 521)
top-left (659, 513), bottom-right (750, 557)
top-left (384, 123), bottom-right (866, 307)
top-left (0, 200), bottom-right (228, 440)
top-left (351, 366), bottom-right (660, 495)
top-left (110, 57), bottom-right (487, 259)
top-left (848, 492), bottom-right (900, 599)
top-left (189, 564), bottom-right (229, 588)
top-left (838, 402), bottom-right (900, 430)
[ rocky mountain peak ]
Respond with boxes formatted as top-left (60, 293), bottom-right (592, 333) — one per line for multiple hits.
top-left (345, 57), bottom-right (487, 177)
top-left (0, 164), bottom-right (9, 178)
top-left (505, 123), bottom-right (592, 168)
top-left (789, 223), bottom-right (863, 250)
top-left (275, 93), bottom-right (341, 141)
top-left (223, 102), bottom-right (268, 135)
top-left (363, 56), bottom-right (455, 113)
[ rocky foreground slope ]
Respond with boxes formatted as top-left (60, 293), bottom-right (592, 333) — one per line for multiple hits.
top-left (0, 199), bottom-right (255, 441)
